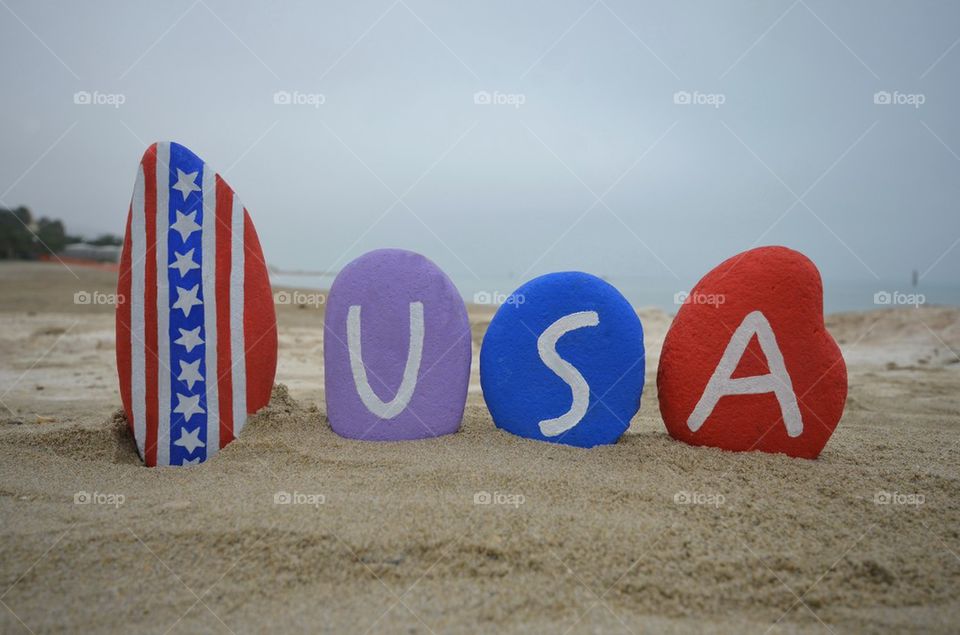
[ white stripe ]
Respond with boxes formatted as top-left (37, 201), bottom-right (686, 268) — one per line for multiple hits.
top-left (130, 166), bottom-right (146, 458)
top-left (155, 142), bottom-right (171, 466)
top-left (201, 165), bottom-right (220, 457)
top-left (230, 195), bottom-right (247, 434)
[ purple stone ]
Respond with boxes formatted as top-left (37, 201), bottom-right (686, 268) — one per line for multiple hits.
top-left (323, 249), bottom-right (471, 440)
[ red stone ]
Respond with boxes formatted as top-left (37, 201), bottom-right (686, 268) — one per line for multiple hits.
top-left (657, 246), bottom-right (847, 459)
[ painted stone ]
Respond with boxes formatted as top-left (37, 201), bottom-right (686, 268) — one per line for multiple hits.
top-left (116, 142), bottom-right (277, 467)
top-left (657, 246), bottom-right (847, 459)
top-left (479, 272), bottom-right (645, 448)
top-left (323, 249), bottom-right (471, 441)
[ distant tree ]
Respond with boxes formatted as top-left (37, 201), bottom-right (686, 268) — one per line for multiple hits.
top-left (34, 217), bottom-right (69, 255)
top-left (0, 206), bottom-right (34, 259)
top-left (88, 233), bottom-right (123, 247)
top-left (0, 208), bottom-right (121, 260)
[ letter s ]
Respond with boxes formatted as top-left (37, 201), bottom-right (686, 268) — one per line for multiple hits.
top-left (537, 311), bottom-right (600, 437)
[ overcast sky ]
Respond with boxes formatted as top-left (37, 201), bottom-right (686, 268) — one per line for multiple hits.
top-left (2, 0), bottom-right (958, 297)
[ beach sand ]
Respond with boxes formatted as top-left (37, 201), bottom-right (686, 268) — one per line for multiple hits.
top-left (0, 261), bottom-right (958, 634)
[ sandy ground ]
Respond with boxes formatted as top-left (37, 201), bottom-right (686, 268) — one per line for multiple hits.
top-left (0, 261), bottom-right (958, 634)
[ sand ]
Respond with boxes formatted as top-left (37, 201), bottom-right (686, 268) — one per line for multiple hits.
top-left (0, 261), bottom-right (958, 634)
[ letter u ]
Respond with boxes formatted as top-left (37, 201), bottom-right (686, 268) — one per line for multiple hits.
top-left (347, 301), bottom-right (425, 419)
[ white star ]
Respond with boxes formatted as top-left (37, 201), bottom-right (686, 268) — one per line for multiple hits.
top-left (172, 284), bottom-right (202, 317)
top-left (169, 248), bottom-right (199, 277)
top-left (173, 393), bottom-right (205, 424)
top-left (170, 210), bottom-right (201, 242)
top-left (171, 168), bottom-right (200, 200)
top-left (173, 424), bottom-right (205, 453)
top-left (174, 326), bottom-right (204, 352)
top-left (177, 359), bottom-right (204, 390)
top-left (181, 457), bottom-right (201, 465)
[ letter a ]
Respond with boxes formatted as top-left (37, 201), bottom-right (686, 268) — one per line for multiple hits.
top-left (687, 310), bottom-right (803, 437)
top-left (537, 311), bottom-right (600, 437)
top-left (347, 302), bottom-right (424, 419)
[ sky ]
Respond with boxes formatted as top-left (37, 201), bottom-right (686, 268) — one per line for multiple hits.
top-left (1, 0), bottom-right (958, 307)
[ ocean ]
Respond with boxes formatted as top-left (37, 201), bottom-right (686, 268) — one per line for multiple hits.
top-left (269, 272), bottom-right (960, 315)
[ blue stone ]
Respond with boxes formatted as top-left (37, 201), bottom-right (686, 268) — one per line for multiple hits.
top-left (479, 272), bottom-right (645, 448)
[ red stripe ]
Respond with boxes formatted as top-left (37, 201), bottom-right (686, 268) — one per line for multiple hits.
top-left (242, 209), bottom-right (276, 413)
top-left (215, 175), bottom-right (235, 448)
top-left (116, 208), bottom-right (133, 437)
top-left (143, 146), bottom-right (159, 467)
